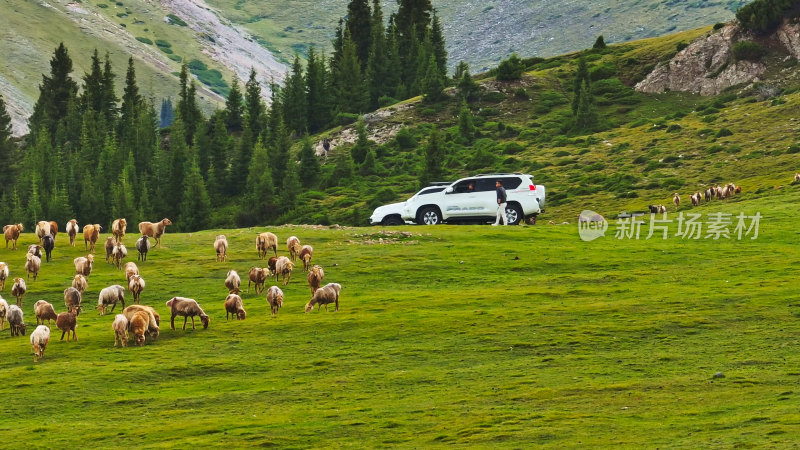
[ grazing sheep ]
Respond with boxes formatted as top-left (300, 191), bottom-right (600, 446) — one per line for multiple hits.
top-left (138, 218), bottom-right (172, 247)
top-left (225, 270), bottom-right (241, 294)
top-left (112, 314), bottom-right (129, 347)
top-left (735, 185), bottom-right (742, 194)
top-left (63, 287), bottom-right (82, 315)
top-left (647, 205), bottom-right (666, 214)
top-left (72, 274), bottom-right (88, 294)
top-left (795, 173), bottom-right (800, 183)
top-left (3, 223), bottom-right (23, 250)
top-left (275, 256), bottom-right (294, 286)
top-left (97, 285), bottom-right (126, 315)
top-left (224, 294), bottom-right (246, 320)
top-left (136, 235), bottom-right (151, 261)
top-left (129, 311), bottom-right (149, 346)
top-left (74, 254), bottom-right (94, 277)
top-left (124, 262), bottom-right (139, 282)
top-left (42, 234), bottom-right (54, 263)
top-left (11, 277), bottom-right (26, 306)
top-left (112, 244), bottom-right (128, 269)
top-left (267, 257), bottom-right (278, 276)
top-left (7, 304), bottom-right (25, 336)
top-left (83, 224), bottom-right (102, 252)
top-left (690, 192), bottom-right (699, 207)
top-left (56, 311), bottom-right (78, 341)
top-left (266, 286), bottom-right (283, 317)
top-left (66, 219), bottom-right (79, 246)
top-left (299, 245), bottom-right (313, 271)
top-left (35, 221), bottom-right (52, 244)
top-left (304, 283), bottom-right (341, 313)
top-left (0, 296), bottom-right (8, 330)
top-left (34, 300), bottom-right (58, 325)
top-left (704, 188), bottom-right (713, 202)
top-left (111, 218), bottom-right (127, 243)
top-left (287, 236), bottom-right (301, 261)
top-left (307, 265), bottom-right (325, 295)
top-left (24, 252), bottom-right (41, 280)
top-left (256, 232), bottom-right (278, 259)
top-left (123, 304), bottom-right (161, 329)
top-left (673, 193), bottom-right (680, 210)
top-left (128, 275), bottom-right (145, 304)
top-left (0, 262), bottom-right (8, 290)
top-left (214, 235), bottom-right (228, 262)
top-left (166, 297), bottom-right (209, 330)
top-left (247, 267), bottom-right (269, 294)
top-left (27, 244), bottom-right (42, 259)
top-left (49, 221), bottom-right (59, 239)
top-left (105, 237), bottom-right (115, 263)
top-left (30, 325), bottom-right (50, 362)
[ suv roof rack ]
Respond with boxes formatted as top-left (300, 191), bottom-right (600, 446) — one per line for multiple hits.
top-left (427, 182), bottom-right (452, 186)
top-left (473, 172), bottom-right (524, 177)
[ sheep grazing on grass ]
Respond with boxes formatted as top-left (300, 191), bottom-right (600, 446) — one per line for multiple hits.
top-left (266, 286), bottom-right (283, 317)
top-left (224, 294), bottom-right (246, 320)
top-left (111, 218), bottom-right (127, 243)
top-left (0, 262), bottom-right (8, 290)
top-left (256, 232), bottom-right (278, 259)
top-left (63, 287), bottom-right (82, 315)
top-left (305, 283), bottom-right (341, 313)
top-left (673, 193), bottom-right (680, 210)
top-left (30, 325), bottom-right (50, 362)
top-left (34, 300), bottom-right (58, 325)
top-left (307, 265), bottom-right (325, 295)
top-left (112, 244), bottom-right (128, 269)
top-left (83, 224), bottom-right (102, 253)
top-left (66, 219), bottom-right (79, 246)
top-left (166, 297), bottom-right (210, 330)
top-left (124, 262), bottom-right (139, 282)
top-left (74, 254), bottom-right (94, 277)
top-left (225, 270), bottom-right (241, 294)
top-left (25, 253), bottom-right (41, 281)
top-left (4, 223), bottom-right (23, 250)
top-left (12, 278), bottom-right (26, 306)
top-left (248, 267), bottom-right (269, 294)
top-left (129, 311), bottom-right (149, 346)
top-left (27, 244), bottom-right (42, 259)
top-left (287, 236), bottom-right (301, 261)
top-left (795, 173), bottom-right (800, 183)
top-left (97, 285), bottom-right (126, 315)
top-left (138, 218), bottom-right (172, 247)
top-left (112, 314), bottom-right (129, 347)
top-left (105, 237), bottom-right (115, 263)
top-left (0, 296), bottom-right (8, 330)
top-left (267, 257), bottom-right (278, 276)
top-left (123, 305), bottom-right (161, 329)
top-left (136, 235), bottom-right (151, 261)
top-left (214, 235), bottom-right (228, 262)
top-left (35, 221), bottom-right (52, 244)
top-left (56, 310), bottom-right (78, 341)
top-left (299, 245), bottom-right (313, 271)
top-left (42, 234), bottom-right (54, 263)
top-left (72, 274), bottom-right (88, 294)
top-left (128, 275), bottom-right (145, 304)
top-left (7, 304), bottom-right (25, 336)
top-left (647, 205), bottom-right (666, 214)
top-left (275, 256), bottom-right (294, 286)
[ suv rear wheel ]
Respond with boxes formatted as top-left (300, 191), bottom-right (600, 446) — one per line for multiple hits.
top-left (418, 207), bottom-right (442, 225)
top-left (506, 204), bottom-right (523, 225)
top-left (382, 216), bottom-right (404, 226)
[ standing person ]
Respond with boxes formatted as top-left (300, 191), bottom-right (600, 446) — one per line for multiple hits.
top-left (493, 180), bottom-right (508, 226)
top-left (322, 138), bottom-right (331, 158)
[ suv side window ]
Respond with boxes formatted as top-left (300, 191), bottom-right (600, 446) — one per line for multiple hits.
top-left (419, 187), bottom-right (444, 195)
top-left (475, 179), bottom-right (496, 192)
top-left (501, 178), bottom-right (522, 189)
top-left (452, 179), bottom-right (477, 194)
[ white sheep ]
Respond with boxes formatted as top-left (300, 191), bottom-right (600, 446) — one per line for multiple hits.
top-left (74, 254), bottom-right (94, 277)
top-left (214, 235), bottom-right (228, 262)
top-left (0, 296), bottom-right (8, 330)
top-left (25, 253), bottom-right (41, 281)
top-left (166, 297), bottom-right (209, 330)
top-left (266, 286), bottom-right (284, 317)
top-left (30, 325), bottom-right (50, 361)
top-left (124, 261), bottom-right (139, 282)
top-left (112, 244), bottom-right (128, 269)
top-left (305, 283), bottom-right (341, 313)
top-left (275, 256), bottom-right (294, 286)
top-left (256, 232), bottom-right (278, 259)
top-left (128, 274), bottom-right (145, 304)
top-left (287, 236), bottom-right (301, 261)
top-left (97, 285), bottom-right (126, 315)
top-left (0, 262), bottom-right (8, 290)
top-left (112, 314), bottom-right (129, 347)
top-left (225, 270), bottom-right (241, 294)
top-left (72, 274), bottom-right (88, 294)
top-left (66, 219), bottom-right (79, 246)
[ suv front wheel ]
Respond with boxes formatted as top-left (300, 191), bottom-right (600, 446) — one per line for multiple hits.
top-left (506, 204), bottom-right (523, 225)
top-left (418, 207), bottom-right (442, 225)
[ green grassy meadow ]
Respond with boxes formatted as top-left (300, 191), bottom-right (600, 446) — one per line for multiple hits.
top-left (1, 182), bottom-right (800, 446)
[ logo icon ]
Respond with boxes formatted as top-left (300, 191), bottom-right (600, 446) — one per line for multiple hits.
top-left (578, 210), bottom-right (607, 241)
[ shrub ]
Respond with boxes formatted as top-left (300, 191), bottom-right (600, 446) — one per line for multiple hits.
top-left (713, 22), bottom-right (726, 30)
top-left (666, 124), bottom-right (682, 133)
top-left (632, 155), bottom-right (648, 164)
top-left (135, 37), bottom-right (153, 45)
top-left (482, 91), bottom-right (506, 103)
top-left (395, 127), bottom-right (417, 149)
top-left (479, 107), bottom-right (499, 117)
top-left (514, 88), bottom-right (530, 100)
top-left (593, 35), bottom-right (606, 50)
top-left (97, 3), bottom-right (108, 7)
top-left (707, 144), bottom-right (725, 153)
top-left (495, 53), bottom-right (525, 81)
top-left (336, 112), bottom-right (359, 126)
top-left (554, 150), bottom-right (570, 157)
top-left (167, 14), bottom-right (187, 26)
top-left (787, 144), bottom-right (800, 154)
top-left (503, 142), bottom-right (526, 154)
top-left (167, 54), bottom-right (182, 63)
top-left (676, 42), bottom-right (689, 51)
top-left (590, 64), bottom-right (616, 81)
top-left (733, 41), bottom-right (766, 61)
top-left (155, 39), bottom-right (171, 48)
top-left (378, 96), bottom-right (398, 107)
top-left (716, 128), bottom-right (734, 138)
top-left (373, 187), bottom-right (396, 204)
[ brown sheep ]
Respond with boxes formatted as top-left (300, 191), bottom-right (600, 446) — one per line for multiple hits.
top-left (49, 221), bottom-right (59, 239)
top-left (104, 237), bottom-right (115, 263)
top-left (34, 300), bottom-right (58, 325)
top-left (266, 285), bottom-right (283, 317)
top-left (307, 265), bottom-right (325, 295)
top-left (166, 297), bottom-right (209, 330)
top-left (304, 283), bottom-right (341, 313)
top-left (224, 294), bottom-right (246, 320)
top-left (111, 218), bottom-right (127, 243)
top-left (795, 173), bottom-right (800, 183)
top-left (299, 245), bottom-right (313, 271)
top-left (214, 235), bottom-right (228, 262)
top-left (287, 236), bottom-right (301, 261)
top-left (112, 244), bottom-right (128, 269)
top-left (4, 223), bottom-right (23, 250)
top-left (66, 219), bottom-right (79, 246)
top-left (83, 224), bottom-right (102, 252)
top-left (256, 232), bottom-right (278, 259)
top-left (25, 253), bottom-right (41, 281)
top-left (63, 287), bottom-right (82, 315)
top-left (275, 256), bottom-right (293, 286)
top-left (673, 193), bottom-right (680, 210)
top-left (267, 257), bottom-right (278, 276)
top-left (225, 270), bottom-right (241, 294)
top-left (74, 254), bottom-right (94, 277)
top-left (72, 274), bottom-right (88, 294)
top-left (0, 297), bottom-right (7, 329)
top-left (128, 275), bottom-right (145, 304)
top-left (56, 310), bottom-right (78, 342)
top-left (138, 218), bottom-right (172, 247)
top-left (112, 314), bottom-right (129, 347)
top-left (0, 262), bottom-right (8, 290)
top-left (11, 277), bottom-right (26, 306)
top-left (35, 221), bottom-right (52, 244)
top-left (123, 304), bottom-right (161, 328)
top-left (129, 311), bottom-right (149, 346)
top-left (247, 267), bottom-right (269, 294)
top-left (124, 262), bottom-right (139, 282)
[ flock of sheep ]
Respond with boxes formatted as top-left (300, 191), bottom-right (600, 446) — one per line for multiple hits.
top-left (0, 219), bottom-right (341, 362)
top-left (647, 182), bottom-right (743, 213)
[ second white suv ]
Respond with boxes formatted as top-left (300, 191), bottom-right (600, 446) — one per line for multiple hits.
top-left (401, 173), bottom-right (546, 225)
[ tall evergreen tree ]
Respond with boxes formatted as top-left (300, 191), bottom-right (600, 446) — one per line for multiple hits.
top-left (26, 174), bottom-right (44, 229)
top-left (422, 54), bottom-right (445, 102)
top-left (330, 147), bottom-right (354, 185)
top-left (29, 43), bottom-right (79, 144)
top-left (244, 68), bottom-right (265, 138)
top-left (160, 98), bottom-right (175, 128)
top-left (167, 117), bottom-right (190, 207)
top-left (268, 120), bottom-right (291, 186)
top-left (280, 157), bottom-right (301, 213)
top-left (350, 117), bottom-right (370, 164)
top-left (572, 57), bottom-right (590, 114)
top-left (334, 31), bottom-right (368, 114)
top-left (306, 47), bottom-right (330, 133)
top-left (179, 161), bottom-right (211, 231)
top-left (101, 52), bottom-right (119, 124)
top-left (82, 49), bottom-right (105, 114)
top-left (458, 102), bottom-right (475, 143)
top-left (457, 63), bottom-right (479, 100)
top-left (420, 127), bottom-right (444, 187)
top-left (384, 19), bottom-right (403, 98)
top-left (0, 94), bottom-right (15, 197)
top-left (430, 10), bottom-right (448, 79)
top-left (177, 64), bottom-right (202, 144)
top-left (225, 77), bottom-right (244, 132)
top-left (282, 55), bottom-right (308, 135)
top-left (359, 148), bottom-right (377, 176)
top-left (243, 138), bottom-right (275, 224)
top-left (209, 112), bottom-right (231, 194)
top-left (346, 0), bottom-right (373, 71)
top-left (395, 0), bottom-right (433, 44)
top-left (365, 0), bottom-right (389, 108)
top-left (298, 136), bottom-right (320, 187)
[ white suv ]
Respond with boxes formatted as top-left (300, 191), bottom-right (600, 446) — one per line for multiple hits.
top-left (369, 185), bottom-right (448, 225)
top-left (401, 173), bottom-right (546, 225)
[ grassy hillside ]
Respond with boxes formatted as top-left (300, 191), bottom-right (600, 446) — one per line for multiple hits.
top-left (1, 183), bottom-right (799, 445)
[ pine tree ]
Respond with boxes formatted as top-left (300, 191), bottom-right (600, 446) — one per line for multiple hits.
top-left (422, 54), bottom-right (445, 102)
top-left (306, 47), bottom-right (330, 133)
top-left (10, 189), bottom-right (24, 227)
top-left (280, 158), bottom-right (301, 213)
top-left (225, 77), bottom-right (244, 132)
top-left (365, 0), bottom-right (388, 109)
top-left (228, 124), bottom-right (254, 196)
top-left (298, 136), bottom-right (320, 187)
top-left (160, 98), bottom-right (175, 128)
top-left (331, 147), bottom-right (354, 185)
top-left (112, 167), bottom-right (137, 226)
top-left (395, 0), bottom-right (433, 45)
top-left (82, 49), bottom-right (105, 114)
top-left (269, 120), bottom-right (291, 186)
top-left (48, 184), bottom-right (74, 231)
top-left (101, 52), bottom-right (119, 125)
top-left (350, 117), bottom-right (370, 164)
top-left (574, 80), bottom-right (597, 131)
top-left (282, 54), bottom-right (308, 135)
top-left (384, 19), bottom-right (403, 98)
top-left (359, 148), bottom-right (376, 176)
top-left (593, 35), bottom-right (607, 50)
top-left (457, 63), bottom-right (479, 100)
top-left (572, 57), bottom-right (590, 114)
top-left (346, 0), bottom-right (373, 71)
top-left (458, 102), bottom-right (475, 143)
top-left (244, 68), bottom-right (265, 138)
top-left (420, 127), bottom-right (445, 186)
top-left (167, 117), bottom-right (190, 207)
top-left (177, 64), bottom-right (202, 144)
top-left (26, 175), bottom-right (44, 229)
top-left (209, 113), bottom-right (231, 194)
top-left (0, 94), bottom-right (15, 196)
top-left (29, 43), bottom-right (79, 144)
top-left (179, 161), bottom-right (211, 231)
top-left (334, 31), bottom-right (368, 114)
top-left (430, 10), bottom-right (448, 79)
top-left (120, 58), bottom-right (144, 137)
top-left (243, 138), bottom-right (275, 224)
